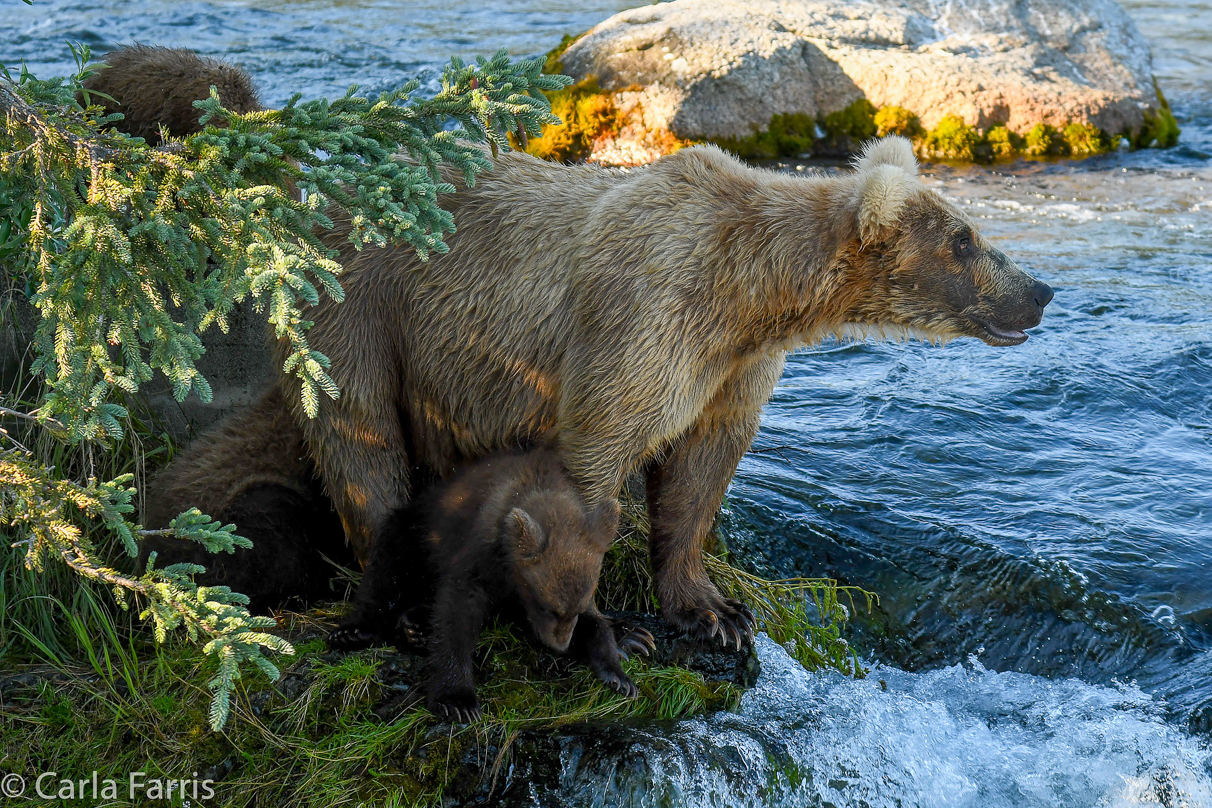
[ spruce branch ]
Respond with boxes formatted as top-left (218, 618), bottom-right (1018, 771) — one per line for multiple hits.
top-left (2, 46), bottom-right (571, 427)
top-left (0, 43), bottom-right (574, 730)
top-left (0, 446), bottom-right (290, 730)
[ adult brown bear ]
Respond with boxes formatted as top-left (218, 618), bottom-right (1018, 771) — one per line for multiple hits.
top-left (113, 47), bottom-right (1053, 644)
top-left (274, 138), bottom-right (1053, 646)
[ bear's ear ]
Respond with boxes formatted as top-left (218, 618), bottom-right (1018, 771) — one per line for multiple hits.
top-left (505, 508), bottom-right (548, 561)
top-left (853, 136), bottom-right (918, 175)
top-left (855, 162), bottom-right (917, 244)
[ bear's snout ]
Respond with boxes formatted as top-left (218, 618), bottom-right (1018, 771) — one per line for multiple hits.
top-left (1032, 281), bottom-right (1054, 315)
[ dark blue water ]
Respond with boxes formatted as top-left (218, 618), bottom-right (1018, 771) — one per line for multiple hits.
top-left (5, 1), bottom-right (1212, 804)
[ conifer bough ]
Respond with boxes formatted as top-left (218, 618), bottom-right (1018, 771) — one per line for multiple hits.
top-left (0, 43), bottom-right (570, 729)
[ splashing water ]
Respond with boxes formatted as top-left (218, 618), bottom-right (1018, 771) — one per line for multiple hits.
top-left (518, 637), bottom-right (1212, 807)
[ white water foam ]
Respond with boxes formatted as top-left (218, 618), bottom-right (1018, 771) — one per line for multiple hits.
top-left (557, 637), bottom-right (1212, 808)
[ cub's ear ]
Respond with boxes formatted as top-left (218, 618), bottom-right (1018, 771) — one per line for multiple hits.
top-left (855, 162), bottom-right (916, 244)
top-left (588, 499), bottom-right (621, 549)
top-left (505, 507), bottom-right (548, 561)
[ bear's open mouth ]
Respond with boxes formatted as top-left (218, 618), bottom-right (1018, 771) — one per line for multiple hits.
top-left (972, 318), bottom-right (1029, 346)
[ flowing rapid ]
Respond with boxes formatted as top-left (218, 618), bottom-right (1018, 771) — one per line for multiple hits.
top-left (5, 1), bottom-right (1211, 805)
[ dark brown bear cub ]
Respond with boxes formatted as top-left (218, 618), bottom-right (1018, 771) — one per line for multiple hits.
top-left (329, 449), bottom-right (654, 722)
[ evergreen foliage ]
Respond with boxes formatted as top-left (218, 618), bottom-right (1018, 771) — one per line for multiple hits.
top-left (0, 41), bottom-right (569, 729)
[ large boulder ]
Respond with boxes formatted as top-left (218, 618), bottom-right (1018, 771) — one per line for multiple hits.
top-left (549, 0), bottom-right (1176, 164)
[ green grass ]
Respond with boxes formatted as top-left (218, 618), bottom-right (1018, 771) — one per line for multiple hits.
top-left (1, 423), bottom-right (871, 805)
top-left (0, 604), bottom-right (749, 805)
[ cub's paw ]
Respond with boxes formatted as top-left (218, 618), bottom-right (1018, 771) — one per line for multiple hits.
top-left (392, 612), bottom-right (429, 650)
top-left (327, 625), bottom-right (382, 652)
top-left (428, 688), bottom-right (482, 724)
top-left (594, 663), bottom-right (640, 699)
top-left (616, 626), bottom-right (656, 660)
top-left (665, 595), bottom-right (755, 649)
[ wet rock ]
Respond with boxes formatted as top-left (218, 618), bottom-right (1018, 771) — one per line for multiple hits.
top-left (609, 612), bottom-right (761, 690)
top-left (558, 0), bottom-right (1168, 162)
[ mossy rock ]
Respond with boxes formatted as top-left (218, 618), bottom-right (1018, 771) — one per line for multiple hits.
top-left (874, 106), bottom-right (924, 139)
top-left (531, 33), bottom-right (1178, 167)
top-left (711, 112), bottom-right (818, 160)
top-left (921, 115), bottom-right (983, 161)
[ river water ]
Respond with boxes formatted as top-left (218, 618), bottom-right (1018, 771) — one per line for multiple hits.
top-left (5, 1), bottom-right (1212, 806)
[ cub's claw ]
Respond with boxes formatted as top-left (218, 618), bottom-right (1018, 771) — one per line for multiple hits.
top-left (617, 626), bottom-right (656, 658)
top-left (327, 626), bottom-right (381, 651)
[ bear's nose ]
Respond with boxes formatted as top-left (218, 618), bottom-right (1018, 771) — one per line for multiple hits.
top-left (1032, 281), bottom-right (1054, 311)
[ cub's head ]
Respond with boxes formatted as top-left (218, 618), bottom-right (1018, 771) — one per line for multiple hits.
top-left (501, 495), bottom-right (620, 653)
top-left (842, 137), bottom-right (1053, 346)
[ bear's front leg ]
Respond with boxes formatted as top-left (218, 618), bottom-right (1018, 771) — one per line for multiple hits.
top-left (646, 357), bottom-right (781, 646)
top-left (275, 331), bottom-right (412, 564)
top-left (570, 608), bottom-right (655, 698)
top-left (425, 584), bottom-right (488, 723)
top-left (329, 509), bottom-right (431, 652)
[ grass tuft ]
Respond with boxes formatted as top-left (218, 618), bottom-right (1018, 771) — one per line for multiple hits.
top-left (2, 470), bottom-right (869, 804)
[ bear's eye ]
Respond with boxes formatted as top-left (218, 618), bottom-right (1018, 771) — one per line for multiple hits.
top-left (955, 234), bottom-right (972, 255)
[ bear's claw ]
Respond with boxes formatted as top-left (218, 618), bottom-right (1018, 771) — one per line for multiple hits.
top-left (430, 689), bottom-right (482, 724)
top-left (598, 667), bottom-right (640, 698)
top-left (667, 596), bottom-right (755, 648)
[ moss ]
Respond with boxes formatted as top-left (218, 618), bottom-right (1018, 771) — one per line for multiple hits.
top-left (712, 112), bottom-right (817, 160)
top-left (985, 125), bottom-right (1023, 159)
top-left (603, 487), bottom-right (872, 676)
top-left (1025, 123), bottom-right (1065, 156)
top-left (921, 115), bottom-right (982, 161)
top-left (516, 33), bottom-right (626, 164)
top-left (1064, 122), bottom-right (1113, 155)
top-left (813, 98), bottom-right (878, 155)
top-left (1135, 83), bottom-right (1180, 149)
top-left (874, 106), bottom-right (924, 139)
top-left (821, 98), bottom-right (878, 142)
top-left (522, 76), bottom-right (621, 164)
